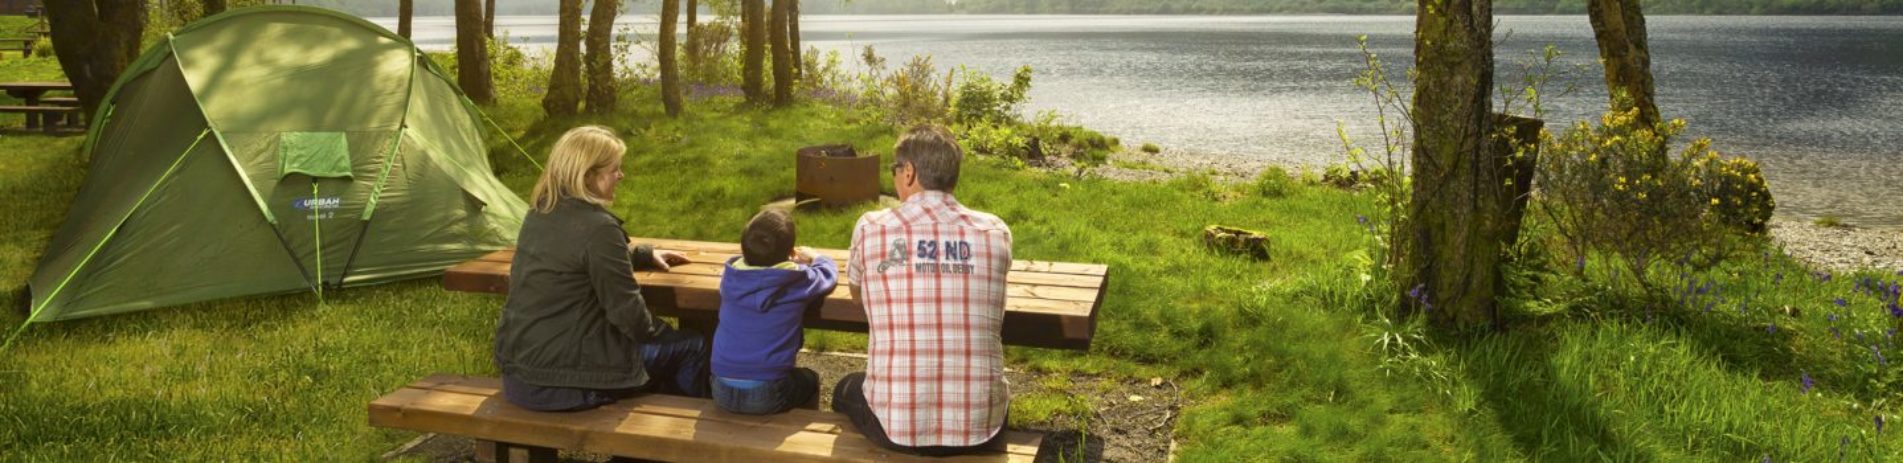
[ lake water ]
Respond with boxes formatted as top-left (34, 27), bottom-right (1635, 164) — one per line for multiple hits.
top-left (381, 15), bottom-right (1903, 227)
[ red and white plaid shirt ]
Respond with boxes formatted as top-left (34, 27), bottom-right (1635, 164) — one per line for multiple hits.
top-left (848, 190), bottom-right (1012, 447)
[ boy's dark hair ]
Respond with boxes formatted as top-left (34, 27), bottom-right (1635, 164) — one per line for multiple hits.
top-left (742, 209), bottom-right (796, 267)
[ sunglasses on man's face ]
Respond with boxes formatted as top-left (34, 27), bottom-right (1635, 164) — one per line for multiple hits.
top-left (890, 161), bottom-right (909, 176)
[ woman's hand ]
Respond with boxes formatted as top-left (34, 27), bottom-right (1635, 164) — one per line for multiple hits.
top-left (651, 250), bottom-right (691, 271)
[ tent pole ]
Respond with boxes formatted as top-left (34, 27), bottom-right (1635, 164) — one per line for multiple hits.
top-left (465, 94), bottom-right (543, 172)
top-left (311, 179), bottom-right (325, 304)
top-left (335, 51), bottom-right (424, 286)
top-left (5, 129), bottom-right (209, 351)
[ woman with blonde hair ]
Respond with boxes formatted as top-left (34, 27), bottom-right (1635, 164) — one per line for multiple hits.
top-left (493, 125), bottom-right (709, 411)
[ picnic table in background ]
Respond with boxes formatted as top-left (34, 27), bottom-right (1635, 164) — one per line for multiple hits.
top-left (0, 37), bottom-right (32, 57)
top-left (0, 81), bottom-right (83, 134)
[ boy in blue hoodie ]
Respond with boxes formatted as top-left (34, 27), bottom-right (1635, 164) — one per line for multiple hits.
top-left (713, 209), bottom-right (838, 414)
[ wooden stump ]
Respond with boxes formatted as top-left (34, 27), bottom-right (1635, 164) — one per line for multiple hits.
top-left (1203, 225), bottom-right (1270, 260)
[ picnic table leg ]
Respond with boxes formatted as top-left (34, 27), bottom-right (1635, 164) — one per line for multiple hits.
top-left (477, 440), bottom-right (558, 463)
top-left (21, 91), bottom-right (42, 131)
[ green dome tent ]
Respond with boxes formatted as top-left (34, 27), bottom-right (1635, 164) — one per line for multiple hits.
top-left (25, 6), bottom-right (526, 322)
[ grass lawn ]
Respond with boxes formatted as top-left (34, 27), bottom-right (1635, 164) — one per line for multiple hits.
top-left (2, 20), bottom-right (1901, 461)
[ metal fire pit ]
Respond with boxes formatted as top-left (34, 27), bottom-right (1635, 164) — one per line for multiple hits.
top-left (795, 144), bottom-right (879, 207)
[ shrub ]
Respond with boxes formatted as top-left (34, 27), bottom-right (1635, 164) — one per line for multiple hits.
top-left (864, 54), bottom-right (949, 127)
top-left (1254, 166), bottom-right (1296, 198)
top-left (950, 65), bottom-right (1032, 125)
top-left (31, 39), bottom-right (53, 59)
top-left (1140, 142), bottom-right (1161, 154)
top-left (685, 21), bottom-right (739, 84)
top-left (1319, 163), bottom-right (1396, 189)
top-left (1537, 108), bottom-right (1741, 288)
top-left (1814, 215), bottom-right (1846, 228)
top-left (1695, 153), bottom-right (1776, 233)
top-left (1170, 171), bottom-right (1244, 202)
top-left (958, 121), bottom-right (1031, 160)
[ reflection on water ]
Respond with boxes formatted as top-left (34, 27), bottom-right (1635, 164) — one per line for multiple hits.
top-left (379, 15), bottom-right (1903, 227)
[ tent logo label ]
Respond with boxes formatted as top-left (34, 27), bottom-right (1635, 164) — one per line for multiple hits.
top-left (294, 196), bottom-right (343, 220)
top-left (293, 197), bottom-right (342, 211)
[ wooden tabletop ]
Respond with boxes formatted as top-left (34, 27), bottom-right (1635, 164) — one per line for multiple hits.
top-left (443, 237), bottom-right (1105, 350)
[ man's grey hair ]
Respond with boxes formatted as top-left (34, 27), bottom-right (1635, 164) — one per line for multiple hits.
top-left (895, 125), bottom-right (963, 192)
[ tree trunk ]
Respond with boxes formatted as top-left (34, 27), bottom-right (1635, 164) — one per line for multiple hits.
top-left (456, 0), bottom-right (493, 104)
top-left (1401, 0), bottom-right (1501, 331)
top-left (687, 0), bottom-right (698, 31)
top-left (584, 0), bottom-right (620, 114)
top-left (741, 0), bottom-right (765, 103)
top-left (770, 0), bottom-right (791, 105)
top-left (44, 0), bottom-right (145, 122)
top-left (788, 0), bottom-right (801, 79)
top-left (399, 0), bottom-right (413, 38)
top-left (484, 0), bottom-right (496, 39)
top-left (659, 0), bottom-right (683, 116)
top-left (1587, 0), bottom-right (1659, 127)
top-left (684, 0), bottom-right (698, 79)
top-left (201, 0), bottom-right (224, 18)
top-left (543, 0), bottom-right (584, 116)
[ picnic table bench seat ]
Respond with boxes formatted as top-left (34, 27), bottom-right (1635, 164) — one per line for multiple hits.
top-left (442, 237), bottom-right (1106, 350)
top-left (370, 374), bottom-right (1044, 463)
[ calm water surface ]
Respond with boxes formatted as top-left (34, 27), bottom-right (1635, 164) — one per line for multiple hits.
top-left (383, 15), bottom-right (1903, 227)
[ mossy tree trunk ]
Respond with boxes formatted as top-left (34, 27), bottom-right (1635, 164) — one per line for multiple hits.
top-left (398, 0), bottom-right (413, 38)
top-left (456, 0), bottom-right (494, 104)
top-left (741, 0), bottom-right (766, 104)
top-left (543, 0), bottom-right (584, 116)
top-left (770, 0), bottom-right (792, 105)
top-left (44, 0), bottom-right (145, 122)
top-left (1587, 0), bottom-right (1659, 127)
top-left (659, 0), bottom-right (683, 116)
top-left (685, 0), bottom-right (699, 78)
top-left (585, 0), bottom-right (621, 115)
top-left (485, 0), bottom-right (497, 38)
top-left (788, 0), bottom-right (801, 79)
top-left (1401, 0), bottom-right (1503, 331)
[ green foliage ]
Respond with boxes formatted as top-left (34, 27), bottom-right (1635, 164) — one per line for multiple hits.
top-left (1815, 215), bottom-right (1847, 228)
top-left (850, 53), bottom-right (1111, 165)
top-left (1253, 166), bottom-right (1296, 198)
top-left (957, 119), bottom-right (1031, 160)
top-left (30, 39), bottom-right (52, 59)
top-left (860, 53), bottom-right (948, 128)
top-left (425, 36), bottom-right (551, 103)
top-left (1537, 108), bottom-right (1741, 288)
top-left (1139, 142), bottom-right (1160, 154)
top-left (949, 65), bottom-right (1032, 125)
top-left (1695, 153), bottom-right (1776, 234)
top-left (684, 20), bottom-right (740, 85)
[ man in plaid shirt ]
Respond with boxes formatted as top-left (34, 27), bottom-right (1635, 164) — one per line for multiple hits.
top-left (834, 125), bottom-right (1011, 455)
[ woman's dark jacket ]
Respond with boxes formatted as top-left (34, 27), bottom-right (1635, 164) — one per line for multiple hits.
top-left (494, 197), bottom-right (663, 390)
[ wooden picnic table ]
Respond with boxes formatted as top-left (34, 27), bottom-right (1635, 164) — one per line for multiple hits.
top-left (0, 37), bottom-right (32, 56)
top-left (0, 81), bottom-right (79, 133)
top-left (443, 237), bottom-right (1106, 350)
